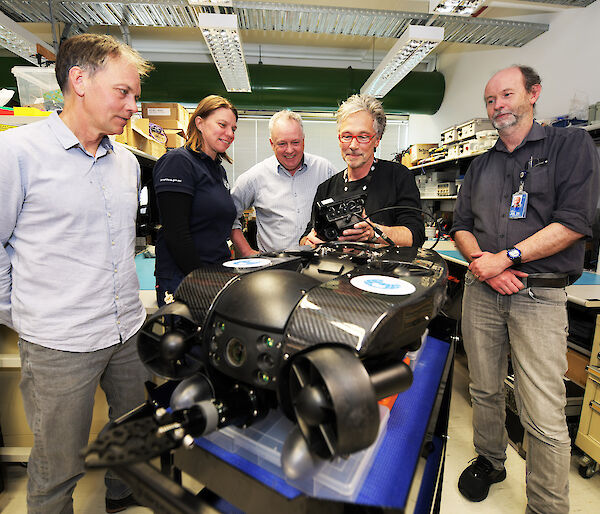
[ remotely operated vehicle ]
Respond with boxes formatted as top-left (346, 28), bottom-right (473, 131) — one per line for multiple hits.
top-left (85, 242), bottom-right (448, 479)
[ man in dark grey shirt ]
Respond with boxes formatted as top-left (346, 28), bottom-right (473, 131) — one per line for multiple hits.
top-left (451, 65), bottom-right (599, 512)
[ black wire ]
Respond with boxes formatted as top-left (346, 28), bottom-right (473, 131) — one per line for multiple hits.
top-left (357, 205), bottom-right (443, 250)
top-left (353, 215), bottom-right (396, 246)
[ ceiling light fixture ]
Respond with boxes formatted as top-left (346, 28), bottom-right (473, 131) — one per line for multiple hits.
top-left (0, 11), bottom-right (55, 65)
top-left (361, 25), bottom-right (444, 99)
top-left (430, 0), bottom-right (485, 16)
top-left (197, 13), bottom-right (251, 92)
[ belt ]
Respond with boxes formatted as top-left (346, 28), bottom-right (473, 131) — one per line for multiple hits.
top-left (521, 273), bottom-right (569, 288)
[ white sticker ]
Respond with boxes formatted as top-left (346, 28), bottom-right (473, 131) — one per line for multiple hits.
top-left (350, 275), bottom-right (416, 296)
top-left (223, 258), bottom-right (272, 269)
top-left (147, 107), bottom-right (172, 116)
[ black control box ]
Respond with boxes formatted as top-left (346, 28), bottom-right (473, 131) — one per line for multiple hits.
top-left (314, 193), bottom-right (366, 241)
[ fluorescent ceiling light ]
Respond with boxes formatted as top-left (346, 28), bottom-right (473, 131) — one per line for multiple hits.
top-left (361, 25), bottom-right (444, 99)
top-left (430, 0), bottom-right (485, 16)
top-left (197, 13), bottom-right (251, 92)
top-left (0, 11), bottom-right (55, 65)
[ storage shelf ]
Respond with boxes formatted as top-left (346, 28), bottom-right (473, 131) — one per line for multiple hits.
top-left (420, 195), bottom-right (457, 200)
top-left (115, 142), bottom-right (158, 162)
top-left (409, 149), bottom-right (488, 171)
top-left (0, 117), bottom-right (159, 164)
top-left (583, 122), bottom-right (600, 132)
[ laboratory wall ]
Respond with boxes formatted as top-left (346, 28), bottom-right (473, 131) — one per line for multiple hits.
top-left (408, 1), bottom-right (600, 145)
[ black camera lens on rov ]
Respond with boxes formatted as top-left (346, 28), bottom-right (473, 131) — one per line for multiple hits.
top-left (225, 338), bottom-right (246, 367)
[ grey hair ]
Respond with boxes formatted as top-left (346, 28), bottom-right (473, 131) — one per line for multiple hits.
top-left (335, 94), bottom-right (386, 138)
top-left (269, 110), bottom-right (304, 138)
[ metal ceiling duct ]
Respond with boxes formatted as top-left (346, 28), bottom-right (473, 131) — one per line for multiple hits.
top-left (525, 0), bottom-right (595, 5)
top-left (0, 1), bottom-right (550, 47)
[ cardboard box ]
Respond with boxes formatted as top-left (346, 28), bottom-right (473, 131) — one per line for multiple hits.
top-left (400, 150), bottom-right (412, 168)
top-left (114, 117), bottom-right (134, 145)
top-left (115, 118), bottom-right (167, 158)
top-left (409, 143), bottom-right (437, 165)
top-left (165, 128), bottom-right (187, 149)
top-left (141, 102), bottom-right (190, 131)
top-left (132, 118), bottom-right (167, 158)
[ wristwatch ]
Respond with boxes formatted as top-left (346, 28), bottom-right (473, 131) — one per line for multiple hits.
top-left (506, 247), bottom-right (522, 266)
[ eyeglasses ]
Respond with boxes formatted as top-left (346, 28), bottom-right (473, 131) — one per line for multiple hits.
top-left (338, 133), bottom-right (377, 144)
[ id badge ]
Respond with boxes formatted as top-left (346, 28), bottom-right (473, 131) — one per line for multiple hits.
top-left (509, 191), bottom-right (528, 219)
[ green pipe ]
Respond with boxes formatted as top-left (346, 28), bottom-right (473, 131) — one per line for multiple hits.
top-left (1, 58), bottom-right (445, 114)
top-left (141, 62), bottom-right (444, 114)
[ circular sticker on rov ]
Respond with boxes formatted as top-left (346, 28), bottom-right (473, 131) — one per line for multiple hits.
top-left (350, 275), bottom-right (416, 295)
top-left (223, 258), bottom-right (272, 269)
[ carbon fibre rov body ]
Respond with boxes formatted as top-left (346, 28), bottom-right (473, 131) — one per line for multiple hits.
top-left (91, 243), bottom-right (447, 478)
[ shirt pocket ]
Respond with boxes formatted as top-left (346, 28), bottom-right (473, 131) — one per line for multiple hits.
top-left (525, 165), bottom-right (550, 195)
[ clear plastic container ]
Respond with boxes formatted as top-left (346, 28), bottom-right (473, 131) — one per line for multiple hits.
top-left (11, 66), bottom-right (63, 110)
top-left (204, 403), bottom-right (389, 502)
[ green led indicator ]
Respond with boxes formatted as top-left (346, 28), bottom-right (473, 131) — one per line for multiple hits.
top-left (216, 321), bottom-right (225, 334)
top-left (264, 336), bottom-right (274, 348)
top-left (260, 372), bottom-right (270, 383)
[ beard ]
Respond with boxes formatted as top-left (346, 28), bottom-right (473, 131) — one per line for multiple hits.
top-left (492, 111), bottom-right (519, 131)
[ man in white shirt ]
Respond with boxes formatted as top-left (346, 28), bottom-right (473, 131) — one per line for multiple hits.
top-left (230, 110), bottom-right (336, 255)
top-left (0, 34), bottom-right (152, 513)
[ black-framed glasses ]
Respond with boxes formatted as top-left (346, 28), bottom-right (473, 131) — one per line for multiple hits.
top-left (338, 133), bottom-right (377, 144)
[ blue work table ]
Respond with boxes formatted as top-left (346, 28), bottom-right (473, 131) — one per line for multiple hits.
top-left (173, 336), bottom-right (453, 513)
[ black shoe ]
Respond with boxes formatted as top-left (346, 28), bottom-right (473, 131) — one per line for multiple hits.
top-left (458, 455), bottom-right (506, 502)
top-left (105, 493), bottom-right (140, 513)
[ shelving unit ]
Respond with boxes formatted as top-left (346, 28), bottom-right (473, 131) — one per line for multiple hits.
top-left (421, 194), bottom-right (458, 201)
top-left (408, 149), bottom-right (488, 172)
top-left (575, 314), bottom-right (600, 477)
top-left (115, 141), bottom-right (158, 164)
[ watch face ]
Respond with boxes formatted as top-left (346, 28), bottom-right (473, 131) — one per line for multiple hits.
top-left (508, 248), bottom-right (520, 259)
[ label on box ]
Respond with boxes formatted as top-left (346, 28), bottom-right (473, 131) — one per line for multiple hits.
top-left (146, 107), bottom-right (172, 116)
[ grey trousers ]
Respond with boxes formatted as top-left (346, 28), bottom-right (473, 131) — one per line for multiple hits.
top-left (461, 271), bottom-right (571, 514)
top-left (18, 335), bottom-right (150, 514)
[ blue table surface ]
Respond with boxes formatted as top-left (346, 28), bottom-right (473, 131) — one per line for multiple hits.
top-left (196, 336), bottom-right (451, 508)
top-left (436, 250), bottom-right (600, 286)
top-left (135, 254), bottom-right (156, 290)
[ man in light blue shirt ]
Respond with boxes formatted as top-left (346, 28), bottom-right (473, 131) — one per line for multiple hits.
top-left (230, 110), bottom-right (336, 255)
top-left (0, 34), bottom-right (152, 513)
